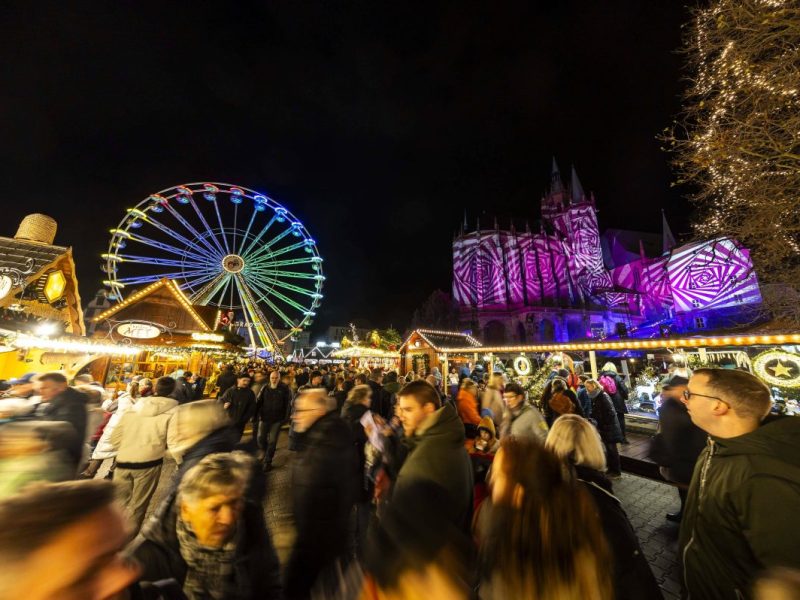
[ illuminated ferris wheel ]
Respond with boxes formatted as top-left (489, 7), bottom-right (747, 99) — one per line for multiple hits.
top-left (102, 183), bottom-right (324, 352)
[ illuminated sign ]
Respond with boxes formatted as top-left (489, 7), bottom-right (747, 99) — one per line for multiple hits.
top-left (116, 322), bottom-right (161, 339)
top-left (191, 332), bottom-right (225, 342)
top-left (752, 350), bottom-right (800, 389)
top-left (513, 355), bottom-right (532, 376)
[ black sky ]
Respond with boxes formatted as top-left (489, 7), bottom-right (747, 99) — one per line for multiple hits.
top-left (0, 2), bottom-right (690, 334)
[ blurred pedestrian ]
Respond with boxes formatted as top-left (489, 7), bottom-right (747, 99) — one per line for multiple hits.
top-left (255, 370), bottom-right (292, 470)
top-left (499, 382), bottom-right (548, 443)
top-left (456, 379), bottom-right (481, 438)
top-left (599, 362), bottom-right (630, 444)
top-left (111, 376), bottom-right (178, 531)
top-left (132, 452), bottom-right (281, 599)
top-left (648, 373), bottom-right (706, 522)
top-left (584, 378), bottom-right (623, 478)
top-left (395, 381), bottom-right (473, 533)
top-left (34, 372), bottom-right (89, 473)
top-left (547, 415), bottom-right (662, 600)
top-left (286, 389), bottom-right (357, 599)
top-left (480, 436), bottom-right (613, 599)
top-left (218, 373), bottom-right (256, 441)
top-left (0, 480), bottom-right (143, 600)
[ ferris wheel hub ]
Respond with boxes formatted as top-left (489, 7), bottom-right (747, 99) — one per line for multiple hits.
top-left (222, 254), bottom-right (245, 273)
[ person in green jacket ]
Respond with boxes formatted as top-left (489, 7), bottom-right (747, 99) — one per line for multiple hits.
top-left (679, 368), bottom-right (800, 600)
top-left (395, 380), bottom-right (474, 533)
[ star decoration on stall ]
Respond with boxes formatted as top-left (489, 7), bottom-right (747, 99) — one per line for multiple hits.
top-left (752, 350), bottom-right (800, 389)
top-left (769, 361), bottom-right (794, 379)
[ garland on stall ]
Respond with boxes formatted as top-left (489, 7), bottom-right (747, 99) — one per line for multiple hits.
top-left (411, 353), bottom-right (431, 375)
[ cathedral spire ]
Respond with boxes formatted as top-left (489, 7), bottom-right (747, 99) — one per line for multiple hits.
top-left (550, 156), bottom-right (563, 193)
top-left (662, 209), bottom-right (676, 253)
top-left (570, 165), bottom-right (586, 204)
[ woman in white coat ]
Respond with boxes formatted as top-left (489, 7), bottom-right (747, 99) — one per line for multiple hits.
top-left (80, 381), bottom-right (139, 478)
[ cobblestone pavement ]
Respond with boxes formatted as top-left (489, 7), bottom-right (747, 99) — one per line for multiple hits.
top-left (130, 431), bottom-right (683, 598)
top-left (614, 474), bottom-right (684, 600)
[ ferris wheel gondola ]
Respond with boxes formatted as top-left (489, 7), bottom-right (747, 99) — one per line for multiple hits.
top-left (102, 183), bottom-right (324, 356)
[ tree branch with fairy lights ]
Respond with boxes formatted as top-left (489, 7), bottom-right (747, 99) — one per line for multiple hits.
top-left (663, 0), bottom-right (800, 323)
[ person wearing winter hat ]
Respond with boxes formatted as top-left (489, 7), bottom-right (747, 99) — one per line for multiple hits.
top-left (472, 416), bottom-right (499, 455)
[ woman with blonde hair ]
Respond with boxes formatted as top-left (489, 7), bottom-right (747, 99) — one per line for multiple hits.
top-left (546, 415), bottom-right (663, 600)
top-left (479, 435), bottom-right (613, 599)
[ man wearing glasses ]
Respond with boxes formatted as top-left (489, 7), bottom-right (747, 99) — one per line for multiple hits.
top-left (679, 368), bottom-right (800, 600)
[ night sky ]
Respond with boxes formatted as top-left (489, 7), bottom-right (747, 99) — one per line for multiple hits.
top-left (0, 2), bottom-right (690, 334)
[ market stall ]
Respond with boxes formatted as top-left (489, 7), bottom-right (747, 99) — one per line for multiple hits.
top-left (331, 345), bottom-right (400, 370)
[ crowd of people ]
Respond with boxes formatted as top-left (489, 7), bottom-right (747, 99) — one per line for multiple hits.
top-left (0, 359), bottom-right (799, 599)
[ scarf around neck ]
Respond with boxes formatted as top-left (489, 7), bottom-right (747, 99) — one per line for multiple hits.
top-left (176, 513), bottom-right (244, 600)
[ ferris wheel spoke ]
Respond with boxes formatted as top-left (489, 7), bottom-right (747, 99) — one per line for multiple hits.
top-left (245, 272), bottom-right (318, 297)
top-left (244, 228), bottom-right (293, 263)
top-left (249, 256), bottom-right (317, 269)
top-left (116, 265), bottom-right (217, 287)
top-left (126, 231), bottom-right (212, 264)
top-left (234, 275), bottom-right (284, 351)
top-left (240, 214), bottom-right (277, 257)
top-left (187, 196), bottom-right (227, 256)
top-left (237, 206), bottom-right (259, 256)
top-left (204, 273), bottom-right (234, 308)
top-left (116, 254), bottom-right (216, 269)
top-left (140, 213), bottom-right (218, 260)
top-left (248, 240), bottom-right (308, 265)
top-left (246, 279), bottom-right (299, 328)
top-left (247, 277), bottom-right (310, 315)
top-left (189, 272), bottom-right (229, 304)
top-left (246, 267), bottom-right (317, 281)
top-left (162, 203), bottom-right (223, 258)
top-left (232, 204), bottom-right (238, 253)
top-left (212, 200), bottom-right (231, 254)
top-left (179, 270), bottom-right (224, 292)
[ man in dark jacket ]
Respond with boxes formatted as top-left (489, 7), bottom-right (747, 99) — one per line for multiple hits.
top-left (35, 372), bottom-right (89, 472)
top-left (172, 371), bottom-right (194, 404)
top-left (132, 452), bottom-right (281, 600)
top-left (395, 380), bottom-right (473, 534)
top-left (585, 378), bottom-right (623, 477)
top-left (679, 368), bottom-right (800, 600)
top-left (649, 374), bottom-right (707, 522)
top-left (215, 365), bottom-right (237, 398)
top-left (286, 389), bottom-right (357, 599)
top-left (218, 373), bottom-right (256, 440)
top-left (255, 370), bottom-right (292, 470)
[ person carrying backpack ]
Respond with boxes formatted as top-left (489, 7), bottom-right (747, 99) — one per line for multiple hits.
top-left (544, 377), bottom-right (584, 425)
top-left (599, 362), bottom-right (630, 444)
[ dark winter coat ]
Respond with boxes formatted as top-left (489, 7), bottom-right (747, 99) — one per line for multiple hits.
top-left (171, 378), bottom-right (194, 404)
top-left (216, 371), bottom-right (237, 397)
top-left (286, 411), bottom-right (358, 599)
top-left (219, 386), bottom-right (256, 432)
top-left (131, 490), bottom-right (281, 600)
top-left (394, 403), bottom-right (474, 533)
top-left (368, 380), bottom-right (392, 421)
top-left (38, 386), bottom-right (89, 465)
top-left (543, 388), bottom-right (584, 425)
top-left (600, 370), bottom-right (629, 414)
top-left (650, 396), bottom-right (707, 484)
top-left (341, 402), bottom-right (370, 502)
top-left (589, 390), bottom-right (623, 444)
top-left (679, 416), bottom-right (800, 600)
top-left (256, 383), bottom-right (292, 424)
top-left (191, 377), bottom-right (206, 400)
top-left (577, 386), bottom-right (593, 416)
top-left (574, 465), bottom-right (663, 600)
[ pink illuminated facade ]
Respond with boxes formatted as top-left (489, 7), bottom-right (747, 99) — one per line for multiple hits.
top-left (453, 160), bottom-right (762, 344)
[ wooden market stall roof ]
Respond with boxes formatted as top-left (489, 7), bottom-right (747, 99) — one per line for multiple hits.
top-left (91, 279), bottom-right (217, 332)
top-left (0, 232), bottom-right (85, 335)
top-left (331, 346), bottom-right (400, 358)
top-left (399, 329), bottom-right (482, 352)
top-left (434, 332), bottom-right (800, 354)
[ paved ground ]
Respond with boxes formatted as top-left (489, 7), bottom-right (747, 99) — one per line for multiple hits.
top-left (128, 431), bottom-right (683, 598)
